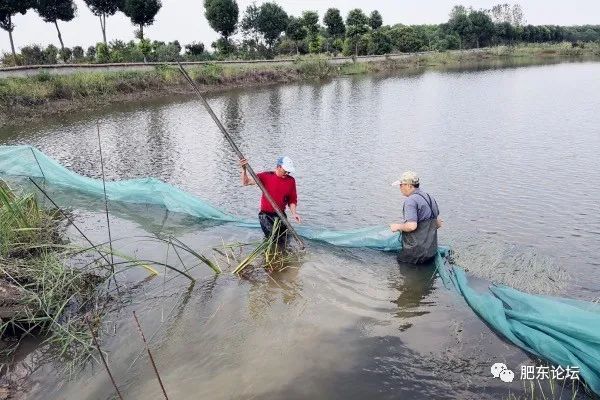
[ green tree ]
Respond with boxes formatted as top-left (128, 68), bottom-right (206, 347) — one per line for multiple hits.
top-left (154, 41), bottom-right (180, 61)
top-left (346, 9), bottom-right (369, 56)
top-left (72, 45), bottom-right (84, 61)
top-left (240, 3), bottom-right (260, 45)
top-left (369, 10), bottom-right (382, 30)
top-left (323, 8), bottom-right (344, 38)
top-left (86, 45), bottom-right (96, 60)
top-left (436, 33), bottom-right (461, 50)
top-left (285, 16), bottom-right (306, 55)
top-left (0, 0), bottom-right (34, 64)
top-left (256, 2), bottom-right (288, 51)
top-left (96, 41), bottom-right (110, 62)
top-left (43, 43), bottom-right (58, 64)
top-left (185, 42), bottom-right (205, 55)
top-left (20, 44), bottom-right (44, 65)
top-left (346, 8), bottom-right (369, 30)
top-left (449, 5), bottom-right (468, 20)
top-left (301, 10), bottom-right (319, 35)
top-left (389, 25), bottom-right (426, 52)
top-left (369, 28), bottom-right (392, 54)
top-left (58, 46), bottom-right (71, 62)
top-left (83, 0), bottom-right (123, 45)
top-left (204, 0), bottom-right (238, 49)
top-left (301, 11), bottom-right (320, 54)
top-left (495, 21), bottom-right (517, 44)
top-left (469, 10), bottom-right (494, 48)
top-left (35, 0), bottom-right (77, 53)
top-left (121, 0), bottom-right (162, 40)
top-left (448, 12), bottom-right (472, 49)
top-left (138, 37), bottom-right (152, 59)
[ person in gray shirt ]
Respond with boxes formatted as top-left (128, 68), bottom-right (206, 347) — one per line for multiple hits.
top-left (389, 171), bottom-right (443, 264)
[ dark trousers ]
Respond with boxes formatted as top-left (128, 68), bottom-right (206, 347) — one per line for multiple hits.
top-left (258, 212), bottom-right (288, 244)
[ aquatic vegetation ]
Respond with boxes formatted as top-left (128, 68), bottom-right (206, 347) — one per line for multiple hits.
top-left (0, 181), bottom-right (220, 370)
top-left (0, 181), bottom-right (105, 364)
top-left (0, 180), bottom-right (63, 258)
top-left (505, 372), bottom-right (585, 400)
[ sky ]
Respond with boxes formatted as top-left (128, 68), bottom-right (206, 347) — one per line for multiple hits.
top-left (1, 0), bottom-right (599, 54)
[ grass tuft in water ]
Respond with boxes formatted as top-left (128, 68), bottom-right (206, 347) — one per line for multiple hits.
top-left (0, 181), bottom-right (220, 372)
top-left (505, 371), bottom-right (588, 400)
top-left (231, 219), bottom-right (301, 275)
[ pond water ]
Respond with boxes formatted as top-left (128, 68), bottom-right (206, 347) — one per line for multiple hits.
top-left (1, 60), bottom-right (599, 399)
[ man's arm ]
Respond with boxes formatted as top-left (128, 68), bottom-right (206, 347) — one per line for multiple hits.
top-left (390, 221), bottom-right (417, 233)
top-left (240, 158), bottom-right (255, 186)
top-left (288, 180), bottom-right (301, 222)
top-left (390, 199), bottom-right (417, 233)
top-left (289, 203), bottom-right (301, 223)
top-left (436, 217), bottom-right (443, 229)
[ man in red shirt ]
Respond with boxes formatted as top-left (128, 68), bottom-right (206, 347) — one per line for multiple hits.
top-left (241, 156), bottom-right (301, 244)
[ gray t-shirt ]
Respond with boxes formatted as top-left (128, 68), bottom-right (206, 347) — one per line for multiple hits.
top-left (403, 188), bottom-right (440, 223)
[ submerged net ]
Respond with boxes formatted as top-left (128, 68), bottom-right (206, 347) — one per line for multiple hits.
top-left (0, 145), bottom-right (400, 251)
top-left (435, 251), bottom-right (600, 395)
top-left (0, 145), bottom-right (599, 394)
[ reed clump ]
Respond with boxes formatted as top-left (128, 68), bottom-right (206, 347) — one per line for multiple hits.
top-left (0, 181), bottom-right (108, 363)
top-left (231, 220), bottom-right (301, 275)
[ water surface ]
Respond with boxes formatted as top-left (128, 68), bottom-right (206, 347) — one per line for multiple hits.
top-left (2, 61), bottom-right (599, 399)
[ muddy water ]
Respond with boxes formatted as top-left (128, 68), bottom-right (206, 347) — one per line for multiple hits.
top-left (1, 61), bottom-right (600, 399)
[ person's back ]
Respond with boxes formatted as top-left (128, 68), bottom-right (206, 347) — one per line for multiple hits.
top-left (389, 171), bottom-right (442, 264)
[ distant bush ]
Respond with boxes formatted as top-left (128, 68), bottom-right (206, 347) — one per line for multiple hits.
top-left (185, 42), bottom-right (205, 56)
top-left (86, 46), bottom-right (96, 61)
top-left (296, 58), bottom-right (332, 79)
top-left (154, 42), bottom-right (181, 62)
top-left (20, 45), bottom-right (45, 65)
top-left (72, 46), bottom-right (85, 62)
top-left (44, 45), bottom-right (59, 65)
top-left (96, 43), bottom-right (110, 64)
top-left (59, 48), bottom-right (72, 63)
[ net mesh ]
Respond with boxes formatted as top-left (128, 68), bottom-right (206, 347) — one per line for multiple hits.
top-left (1, 145), bottom-right (598, 394)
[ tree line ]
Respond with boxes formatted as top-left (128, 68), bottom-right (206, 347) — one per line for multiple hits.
top-left (1, 0), bottom-right (600, 66)
top-left (1, 0), bottom-right (162, 64)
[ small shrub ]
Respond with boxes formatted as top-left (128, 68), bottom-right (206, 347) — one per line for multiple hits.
top-left (297, 58), bottom-right (332, 79)
top-left (96, 43), bottom-right (110, 64)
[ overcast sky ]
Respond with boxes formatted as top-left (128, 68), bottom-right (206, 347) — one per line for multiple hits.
top-left (1, 0), bottom-right (599, 54)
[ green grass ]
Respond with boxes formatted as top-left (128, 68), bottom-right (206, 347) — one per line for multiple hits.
top-left (0, 180), bottom-right (105, 365)
top-left (231, 219), bottom-right (302, 275)
top-left (0, 180), bottom-right (63, 258)
top-left (0, 181), bottom-right (221, 371)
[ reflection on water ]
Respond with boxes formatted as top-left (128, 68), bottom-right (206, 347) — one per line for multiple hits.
top-left (391, 261), bottom-right (437, 330)
top-left (2, 60), bottom-right (600, 399)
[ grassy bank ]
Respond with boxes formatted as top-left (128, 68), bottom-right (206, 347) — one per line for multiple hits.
top-left (1, 43), bottom-right (599, 126)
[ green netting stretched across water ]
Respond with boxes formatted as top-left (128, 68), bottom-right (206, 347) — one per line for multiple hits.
top-left (0, 145), bottom-right (400, 251)
top-left (0, 145), bottom-right (599, 395)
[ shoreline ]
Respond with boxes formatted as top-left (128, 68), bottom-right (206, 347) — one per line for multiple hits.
top-left (1, 43), bottom-right (599, 129)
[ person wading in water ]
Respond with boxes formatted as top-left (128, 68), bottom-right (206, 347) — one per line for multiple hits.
top-left (389, 171), bottom-right (443, 264)
top-left (240, 156), bottom-right (301, 244)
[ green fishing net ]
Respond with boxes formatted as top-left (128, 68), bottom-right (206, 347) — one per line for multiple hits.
top-left (1, 145), bottom-right (598, 394)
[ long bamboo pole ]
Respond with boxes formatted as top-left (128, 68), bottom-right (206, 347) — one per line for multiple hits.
top-left (176, 62), bottom-right (305, 249)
